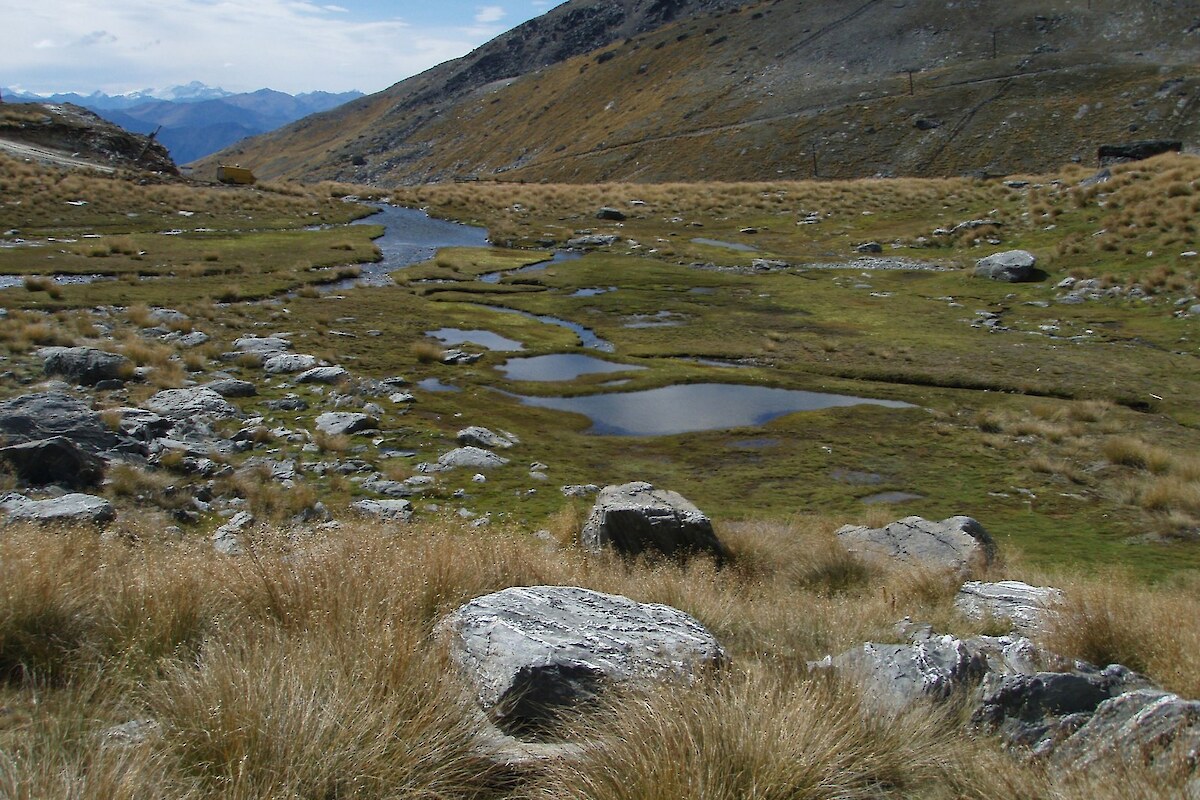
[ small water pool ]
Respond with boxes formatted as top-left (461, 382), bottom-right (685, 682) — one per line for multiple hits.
top-left (511, 383), bottom-right (913, 436)
top-left (426, 328), bottom-right (524, 351)
top-left (497, 354), bottom-right (646, 382)
top-left (418, 378), bottom-right (461, 393)
top-left (692, 237), bottom-right (758, 252)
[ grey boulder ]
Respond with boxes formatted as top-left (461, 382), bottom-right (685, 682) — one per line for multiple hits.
top-left (0, 436), bottom-right (104, 488)
top-left (41, 347), bottom-right (132, 386)
top-left (836, 515), bottom-right (996, 575)
top-left (351, 498), bottom-right (414, 522)
top-left (955, 580), bottom-right (1063, 633)
top-left (314, 412), bottom-right (376, 436)
top-left (438, 585), bottom-right (725, 735)
top-left (145, 388), bottom-right (239, 420)
top-left (0, 492), bottom-right (115, 526)
top-left (262, 353), bottom-right (319, 374)
top-left (975, 250), bottom-right (1039, 282)
top-left (1051, 688), bottom-right (1200, 772)
top-left (294, 366), bottom-right (349, 384)
top-left (233, 335), bottom-right (291, 354)
top-left (0, 392), bottom-right (142, 456)
top-left (456, 426), bottom-right (516, 450)
top-left (211, 511), bottom-right (254, 556)
top-left (581, 482), bottom-right (726, 561)
top-left (205, 378), bottom-right (257, 398)
top-left (437, 446), bottom-right (509, 470)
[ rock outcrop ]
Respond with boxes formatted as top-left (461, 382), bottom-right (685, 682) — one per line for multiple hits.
top-left (0, 492), bottom-right (115, 526)
top-left (955, 580), bottom-right (1063, 633)
top-left (974, 250), bottom-right (1039, 283)
top-left (0, 392), bottom-right (142, 457)
top-left (41, 346), bottom-right (132, 386)
top-left (0, 436), bottom-right (105, 488)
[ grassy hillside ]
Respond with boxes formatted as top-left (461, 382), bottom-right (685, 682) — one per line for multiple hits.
top-left (0, 150), bottom-right (1198, 796)
top-left (199, 0), bottom-right (1199, 184)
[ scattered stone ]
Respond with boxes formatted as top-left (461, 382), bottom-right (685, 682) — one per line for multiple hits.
top-left (580, 481), bottom-right (727, 562)
top-left (856, 241), bottom-right (883, 254)
top-left (295, 366), bottom-right (349, 384)
top-left (0, 436), bottom-right (104, 488)
top-left (314, 412), bottom-right (375, 436)
top-left (351, 498), bottom-right (414, 522)
top-left (823, 633), bottom-right (990, 712)
top-left (145, 388), bottom-right (239, 420)
top-left (955, 580), bottom-right (1063, 633)
top-left (1097, 139), bottom-right (1182, 166)
top-left (42, 347), bottom-right (132, 386)
top-left (211, 511), bottom-right (254, 555)
top-left (437, 585), bottom-right (725, 735)
top-left (0, 492), bottom-right (115, 526)
top-left (457, 426), bottom-right (516, 449)
top-left (389, 391), bottom-right (416, 403)
top-left (836, 515), bottom-right (996, 575)
top-left (262, 353), bottom-right (320, 374)
top-left (562, 484), bottom-right (601, 498)
top-left (975, 250), bottom-right (1039, 283)
top-left (437, 446), bottom-right (509, 470)
top-left (205, 378), bottom-right (257, 398)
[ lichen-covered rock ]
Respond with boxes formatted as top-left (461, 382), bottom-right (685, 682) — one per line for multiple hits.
top-left (294, 366), bottom-right (349, 384)
top-left (581, 481), bottom-right (727, 561)
top-left (438, 585), bottom-right (725, 735)
top-left (836, 515), bottom-right (996, 575)
top-left (0, 492), bottom-right (115, 526)
top-left (233, 335), bottom-right (291, 354)
top-left (205, 378), bottom-right (258, 398)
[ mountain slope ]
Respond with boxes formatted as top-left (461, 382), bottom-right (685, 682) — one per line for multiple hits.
top-left (204, 0), bottom-right (1200, 184)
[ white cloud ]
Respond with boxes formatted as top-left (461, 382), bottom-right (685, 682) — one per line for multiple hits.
top-left (1, 0), bottom-right (512, 95)
top-left (474, 5), bottom-right (505, 24)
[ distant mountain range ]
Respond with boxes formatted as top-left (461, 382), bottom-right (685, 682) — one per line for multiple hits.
top-left (3, 82), bottom-right (363, 164)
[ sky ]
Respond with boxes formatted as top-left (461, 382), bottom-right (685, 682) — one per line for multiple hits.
top-left (3, 0), bottom-right (566, 97)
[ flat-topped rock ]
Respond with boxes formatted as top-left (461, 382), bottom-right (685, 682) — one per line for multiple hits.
top-left (955, 580), bottom-right (1063, 633)
top-left (0, 492), bottom-right (115, 526)
top-left (836, 515), bottom-right (996, 575)
top-left (581, 481), bottom-right (727, 561)
top-left (314, 412), bottom-right (376, 436)
top-left (145, 388), bottom-right (240, 420)
top-left (205, 378), bottom-right (257, 398)
top-left (295, 366), bottom-right (349, 384)
top-left (438, 585), bottom-right (725, 735)
top-left (233, 335), bottom-right (291, 354)
top-left (351, 498), bottom-right (413, 521)
top-left (262, 353), bottom-right (320, 374)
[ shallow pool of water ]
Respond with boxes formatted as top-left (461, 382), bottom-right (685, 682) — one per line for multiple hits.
top-left (512, 383), bottom-right (913, 436)
top-left (467, 304), bottom-right (614, 353)
top-left (418, 378), bottom-right (461, 393)
top-left (0, 273), bottom-right (113, 289)
top-left (426, 328), bottom-right (524, 351)
top-left (692, 237), bottom-right (758, 252)
top-left (479, 250), bottom-right (581, 284)
top-left (342, 205), bottom-right (489, 287)
top-left (570, 286), bottom-right (617, 298)
top-left (497, 354), bottom-right (646, 382)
